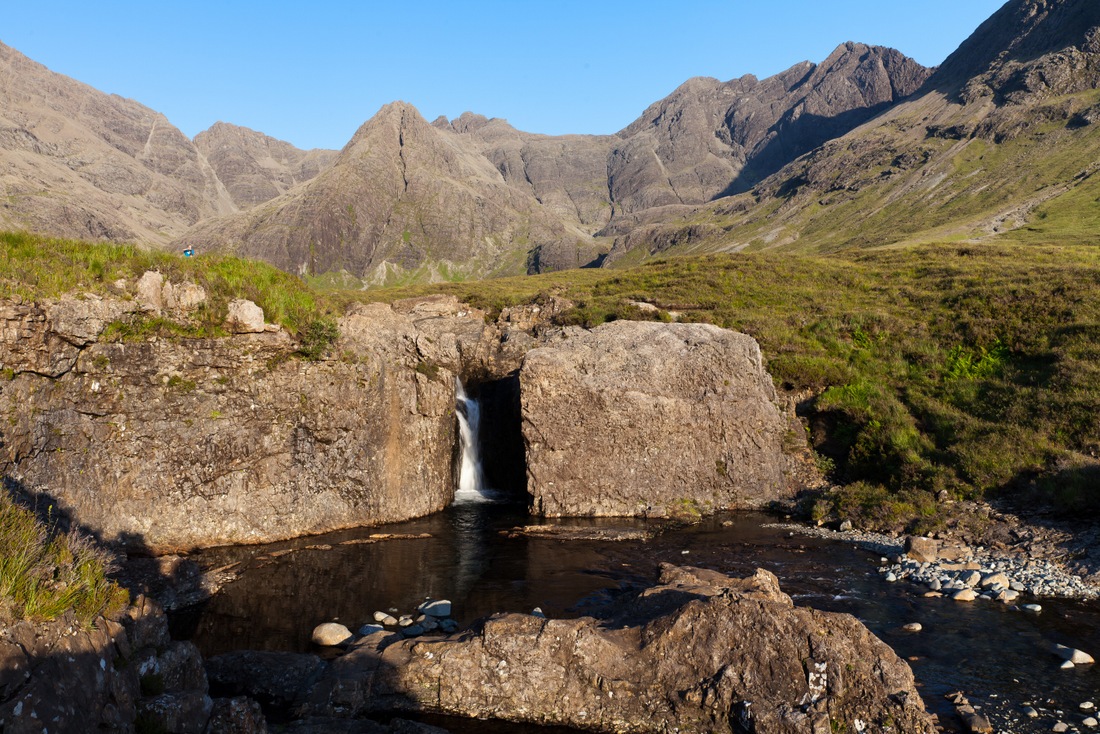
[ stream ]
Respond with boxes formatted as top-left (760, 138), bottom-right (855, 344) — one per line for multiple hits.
top-left (172, 503), bottom-right (1100, 732)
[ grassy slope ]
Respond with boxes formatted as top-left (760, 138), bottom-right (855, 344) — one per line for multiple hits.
top-left (614, 89), bottom-right (1100, 260)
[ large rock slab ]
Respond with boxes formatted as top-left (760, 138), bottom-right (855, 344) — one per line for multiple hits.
top-left (0, 295), bottom-right (492, 552)
top-left (296, 565), bottom-right (936, 733)
top-left (520, 320), bottom-right (795, 517)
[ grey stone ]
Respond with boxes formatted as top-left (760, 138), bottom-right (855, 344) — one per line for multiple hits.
top-left (136, 271), bottom-right (165, 312)
top-left (225, 299), bottom-right (266, 333)
top-left (521, 321), bottom-right (799, 518)
top-left (905, 536), bottom-right (939, 564)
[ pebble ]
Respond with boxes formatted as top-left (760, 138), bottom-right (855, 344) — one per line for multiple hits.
top-left (1024, 604), bottom-right (1043, 613)
top-left (1060, 660), bottom-right (1076, 669)
top-left (1083, 702), bottom-right (1096, 711)
top-left (1053, 722), bottom-right (1069, 733)
top-left (1023, 706), bottom-right (1039, 718)
top-left (1084, 717), bottom-right (1098, 728)
top-left (953, 589), bottom-right (977, 601)
top-left (902, 622), bottom-right (922, 632)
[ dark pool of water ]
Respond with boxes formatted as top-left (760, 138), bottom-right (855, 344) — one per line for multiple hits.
top-left (173, 502), bottom-right (1100, 731)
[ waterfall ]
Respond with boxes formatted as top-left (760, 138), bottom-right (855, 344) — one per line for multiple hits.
top-left (454, 378), bottom-right (492, 503)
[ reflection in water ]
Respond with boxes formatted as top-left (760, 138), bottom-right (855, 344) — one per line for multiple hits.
top-left (177, 509), bottom-right (1100, 729)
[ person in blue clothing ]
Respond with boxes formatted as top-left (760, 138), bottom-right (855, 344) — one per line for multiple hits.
top-left (183, 248), bottom-right (194, 257)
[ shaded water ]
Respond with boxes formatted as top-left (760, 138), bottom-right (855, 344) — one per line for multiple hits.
top-left (175, 505), bottom-right (1100, 731)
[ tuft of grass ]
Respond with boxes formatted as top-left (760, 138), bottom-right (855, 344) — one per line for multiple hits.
top-left (0, 491), bottom-right (127, 627)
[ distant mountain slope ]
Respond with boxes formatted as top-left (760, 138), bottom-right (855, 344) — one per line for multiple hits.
top-left (0, 40), bottom-right (333, 245)
top-left (604, 43), bottom-right (930, 221)
top-left (602, 0), bottom-right (1100, 265)
top-left (177, 102), bottom-right (599, 284)
top-left (193, 122), bottom-right (337, 209)
top-left (178, 45), bottom-right (928, 283)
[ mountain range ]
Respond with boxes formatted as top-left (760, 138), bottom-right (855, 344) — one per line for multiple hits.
top-left (2, 0), bottom-right (1098, 285)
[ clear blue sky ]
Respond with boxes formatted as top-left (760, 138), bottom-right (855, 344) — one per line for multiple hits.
top-left (3, 1), bottom-right (1007, 151)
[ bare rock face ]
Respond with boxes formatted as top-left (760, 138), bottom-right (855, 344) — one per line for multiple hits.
top-left (0, 295), bottom-right (494, 552)
top-left (194, 121), bottom-right (337, 209)
top-left (930, 0), bottom-right (1100, 104)
top-left (520, 321), bottom-right (796, 517)
top-left (295, 565), bottom-right (936, 733)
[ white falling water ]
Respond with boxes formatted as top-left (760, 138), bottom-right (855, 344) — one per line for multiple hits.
top-left (454, 378), bottom-right (492, 503)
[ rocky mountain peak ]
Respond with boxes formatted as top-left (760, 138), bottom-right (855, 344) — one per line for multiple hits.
top-left (930, 0), bottom-right (1100, 103)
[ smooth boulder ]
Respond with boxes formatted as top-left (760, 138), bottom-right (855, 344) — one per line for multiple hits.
top-left (520, 321), bottom-right (798, 517)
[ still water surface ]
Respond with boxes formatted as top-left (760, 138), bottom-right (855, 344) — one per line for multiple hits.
top-left (174, 503), bottom-right (1100, 731)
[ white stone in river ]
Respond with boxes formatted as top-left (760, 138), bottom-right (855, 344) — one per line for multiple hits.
top-left (1061, 660), bottom-right (1076, 669)
top-left (418, 599), bottom-right (452, 618)
top-left (902, 622), bottom-right (922, 632)
top-left (1054, 722), bottom-right (1069, 733)
top-left (1023, 604), bottom-right (1042, 613)
top-left (885, 572), bottom-right (897, 582)
top-left (1022, 706), bottom-right (1038, 718)
top-left (953, 589), bottom-right (977, 601)
top-left (1084, 717), bottom-right (1098, 728)
top-left (1053, 644), bottom-right (1096, 664)
top-left (373, 611), bottom-right (389, 622)
top-left (311, 622), bottom-right (353, 647)
top-left (930, 579), bottom-right (942, 591)
top-left (1082, 702), bottom-right (1096, 711)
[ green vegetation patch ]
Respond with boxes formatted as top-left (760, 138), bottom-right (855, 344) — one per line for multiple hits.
top-left (0, 491), bottom-right (127, 627)
top-left (0, 230), bottom-right (325, 337)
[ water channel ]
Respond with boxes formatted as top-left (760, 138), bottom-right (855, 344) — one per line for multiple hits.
top-left (173, 501), bottom-right (1100, 733)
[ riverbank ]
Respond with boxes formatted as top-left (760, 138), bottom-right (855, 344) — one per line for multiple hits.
top-left (771, 499), bottom-right (1100, 602)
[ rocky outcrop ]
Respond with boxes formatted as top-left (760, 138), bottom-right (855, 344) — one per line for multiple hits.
top-left (0, 293), bottom-right (503, 553)
top-left (0, 288), bottom-right (812, 551)
top-left (521, 321), bottom-right (797, 517)
top-left (929, 0), bottom-right (1100, 104)
top-left (0, 594), bottom-right (265, 734)
top-left (285, 564), bottom-right (935, 733)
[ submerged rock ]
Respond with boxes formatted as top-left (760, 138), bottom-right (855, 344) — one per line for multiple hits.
top-left (296, 564), bottom-right (936, 733)
top-left (521, 321), bottom-right (800, 518)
